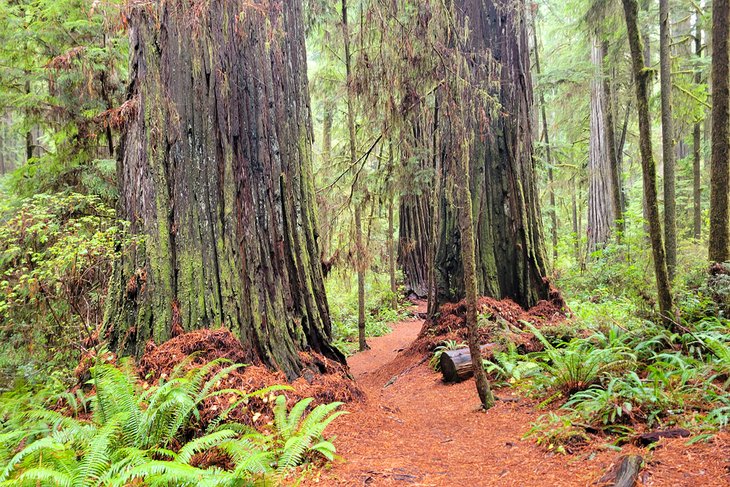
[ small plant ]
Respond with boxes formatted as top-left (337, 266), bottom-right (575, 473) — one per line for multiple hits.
top-left (532, 336), bottom-right (635, 395)
top-left (272, 395), bottom-right (346, 470)
top-left (525, 412), bottom-right (590, 454)
top-left (482, 342), bottom-right (541, 383)
top-left (429, 340), bottom-right (466, 371)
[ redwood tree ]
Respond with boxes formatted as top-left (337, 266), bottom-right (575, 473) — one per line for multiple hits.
top-left (105, 0), bottom-right (344, 378)
top-left (434, 0), bottom-right (551, 310)
top-left (710, 0), bottom-right (730, 263)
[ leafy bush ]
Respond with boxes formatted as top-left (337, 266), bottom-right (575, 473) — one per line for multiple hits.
top-left (0, 192), bottom-right (130, 379)
top-left (525, 323), bottom-right (635, 395)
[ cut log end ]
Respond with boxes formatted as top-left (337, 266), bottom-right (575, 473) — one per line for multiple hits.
top-left (440, 344), bottom-right (495, 383)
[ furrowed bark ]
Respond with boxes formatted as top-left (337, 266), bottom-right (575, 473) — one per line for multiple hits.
top-left (105, 0), bottom-right (345, 379)
top-left (588, 39), bottom-right (617, 252)
top-left (710, 0), bottom-right (730, 263)
top-left (435, 0), bottom-right (551, 310)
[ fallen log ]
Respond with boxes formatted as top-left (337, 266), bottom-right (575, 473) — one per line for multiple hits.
top-left (637, 428), bottom-right (690, 447)
top-left (440, 344), bottom-right (496, 383)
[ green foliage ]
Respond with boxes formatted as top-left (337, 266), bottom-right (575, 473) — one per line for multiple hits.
top-left (0, 0), bottom-right (128, 199)
top-left (482, 343), bottom-right (541, 384)
top-left (0, 192), bottom-right (130, 380)
top-left (534, 339), bottom-right (635, 395)
top-left (0, 360), bottom-right (345, 486)
top-left (525, 412), bottom-right (590, 454)
top-left (327, 271), bottom-right (409, 355)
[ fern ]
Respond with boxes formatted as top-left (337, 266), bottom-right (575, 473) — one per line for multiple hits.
top-left (273, 397), bottom-right (346, 471)
top-left (0, 361), bottom-right (345, 486)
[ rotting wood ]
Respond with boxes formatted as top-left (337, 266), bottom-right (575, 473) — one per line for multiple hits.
top-left (440, 344), bottom-right (496, 383)
top-left (597, 455), bottom-right (643, 487)
top-left (613, 455), bottom-right (643, 487)
top-left (637, 428), bottom-right (690, 446)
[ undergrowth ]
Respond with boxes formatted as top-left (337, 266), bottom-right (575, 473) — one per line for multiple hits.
top-left (326, 270), bottom-right (410, 355)
top-left (0, 358), bottom-right (345, 486)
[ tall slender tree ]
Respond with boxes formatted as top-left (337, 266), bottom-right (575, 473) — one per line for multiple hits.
top-left (710, 0), bottom-right (730, 263)
top-left (105, 0), bottom-right (344, 378)
top-left (659, 0), bottom-right (677, 279)
top-left (693, 14), bottom-right (703, 241)
top-left (532, 9), bottom-right (558, 266)
top-left (341, 0), bottom-right (368, 351)
top-left (621, 0), bottom-right (674, 324)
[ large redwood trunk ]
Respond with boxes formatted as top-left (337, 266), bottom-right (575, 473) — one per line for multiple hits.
top-left (434, 0), bottom-right (551, 310)
top-left (104, 0), bottom-right (344, 378)
top-left (398, 116), bottom-right (433, 298)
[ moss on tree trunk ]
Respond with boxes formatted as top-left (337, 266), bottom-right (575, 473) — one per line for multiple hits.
top-left (104, 0), bottom-right (344, 379)
top-left (434, 0), bottom-right (551, 310)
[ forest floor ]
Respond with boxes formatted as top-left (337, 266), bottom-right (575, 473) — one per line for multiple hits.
top-left (304, 301), bottom-right (730, 486)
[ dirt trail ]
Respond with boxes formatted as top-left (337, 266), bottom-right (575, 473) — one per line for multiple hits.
top-left (307, 302), bottom-right (730, 486)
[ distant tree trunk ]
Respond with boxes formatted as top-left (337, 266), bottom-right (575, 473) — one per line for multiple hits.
top-left (24, 80), bottom-right (33, 163)
top-left (602, 43), bottom-right (625, 236)
top-left (388, 195), bottom-right (397, 308)
top-left (427, 92), bottom-right (442, 316)
top-left (435, 0), bottom-right (551, 310)
top-left (572, 176), bottom-right (580, 261)
top-left (693, 19), bottom-right (703, 240)
top-left (710, 0), bottom-right (730, 262)
top-left (621, 0), bottom-right (675, 324)
top-left (660, 0), bottom-right (677, 279)
top-left (398, 192), bottom-right (430, 297)
top-left (587, 39), bottom-right (617, 251)
top-left (532, 12), bottom-right (558, 266)
top-left (398, 111), bottom-right (433, 298)
top-left (104, 0), bottom-right (344, 378)
top-left (322, 104), bottom-right (333, 166)
top-left (341, 0), bottom-right (368, 351)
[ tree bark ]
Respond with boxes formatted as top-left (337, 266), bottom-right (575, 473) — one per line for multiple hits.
top-left (693, 18), bottom-right (703, 241)
top-left (388, 194), bottom-right (397, 308)
top-left (435, 0), bottom-right (551, 310)
top-left (104, 0), bottom-right (344, 379)
top-left (398, 192), bottom-right (431, 298)
top-left (453, 128), bottom-right (494, 410)
top-left (588, 39), bottom-right (617, 252)
top-left (602, 44), bottom-right (625, 237)
top-left (710, 0), bottom-right (730, 262)
top-left (427, 91), bottom-right (442, 316)
top-left (621, 0), bottom-right (675, 325)
top-left (532, 11), bottom-right (558, 266)
top-left (341, 0), bottom-right (368, 351)
top-left (660, 0), bottom-right (677, 280)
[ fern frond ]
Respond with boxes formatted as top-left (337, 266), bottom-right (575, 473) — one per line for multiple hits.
top-left (175, 429), bottom-right (238, 465)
